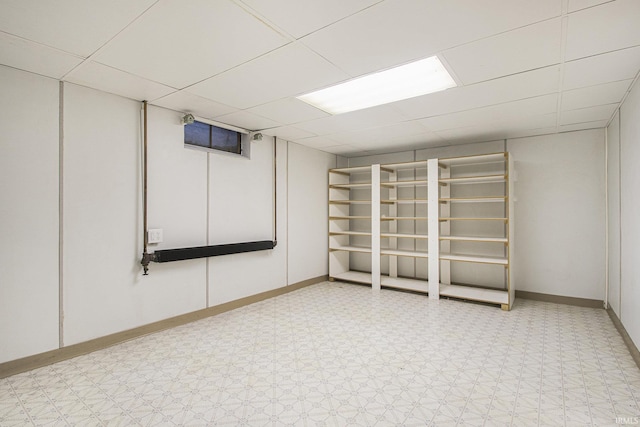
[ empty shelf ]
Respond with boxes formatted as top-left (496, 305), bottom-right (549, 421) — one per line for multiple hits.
top-left (440, 236), bottom-right (507, 243)
top-left (440, 253), bottom-right (507, 265)
top-left (382, 199), bottom-right (428, 204)
top-left (330, 183), bottom-right (372, 189)
top-left (440, 284), bottom-right (508, 305)
top-left (381, 233), bottom-right (428, 239)
top-left (330, 245), bottom-right (371, 253)
top-left (330, 200), bottom-right (372, 205)
top-left (439, 197), bottom-right (506, 203)
top-left (330, 231), bottom-right (372, 236)
top-left (330, 166), bottom-right (373, 174)
top-left (382, 216), bottom-right (428, 220)
top-left (381, 276), bottom-right (429, 293)
top-left (381, 161), bottom-right (428, 171)
top-left (439, 174), bottom-right (506, 185)
top-left (330, 216), bottom-right (371, 220)
top-left (381, 249), bottom-right (428, 258)
top-left (382, 180), bottom-right (427, 187)
top-left (439, 217), bottom-right (507, 222)
top-left (439, 152), bottom-right (507, 166)
top-left (331, 271), bottom-right (372, 284)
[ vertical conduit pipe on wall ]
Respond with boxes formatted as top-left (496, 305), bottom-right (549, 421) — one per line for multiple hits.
top-left (141, 101), bottom-right (151, 275)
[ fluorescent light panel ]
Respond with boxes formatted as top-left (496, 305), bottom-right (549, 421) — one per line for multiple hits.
top-left (297, 56), bottom-right (456, 114)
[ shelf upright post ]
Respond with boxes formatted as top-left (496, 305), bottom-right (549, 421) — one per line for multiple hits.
top-left (427, 159), bottom-right (440, 299)
top-left (440, 164), bottom-right (451, 286)
top-left (371, 164), bottom-right (381, 290)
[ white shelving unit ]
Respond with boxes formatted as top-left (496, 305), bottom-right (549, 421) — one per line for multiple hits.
top-left (328, 152), bottom-right (515, 310)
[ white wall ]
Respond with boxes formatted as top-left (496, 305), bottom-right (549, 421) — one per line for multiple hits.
top-left (208, 137), bottom-right (287, 305)
top-left (0, 67), bottom-right (334, 363)
top-left (618, 76), bottom-right (640, 348)
top-left (507, 130), bottom-right (606, 300)
top-left (63, 87), bottom-right (207, 345)
top-left (287, 143), bottom-right (336, 285)
top-left (0, 66), bottom-right (60, 363)
top-left (607, 111), bottom-right (621, 315)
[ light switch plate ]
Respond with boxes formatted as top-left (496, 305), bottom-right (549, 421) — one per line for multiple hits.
top-left (148, 229), bottom-right (163, 244)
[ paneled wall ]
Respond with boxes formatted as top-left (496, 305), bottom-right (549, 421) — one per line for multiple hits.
top-left (0, 66), bottom-right (335, 364)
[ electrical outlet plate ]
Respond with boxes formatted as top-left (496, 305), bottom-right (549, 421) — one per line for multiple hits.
top-left (148, 228), bottom-right (163, 244)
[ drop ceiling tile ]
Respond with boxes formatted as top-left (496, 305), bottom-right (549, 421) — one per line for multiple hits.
top-left (186, 42), bottom-right (349, 109)
top-left (442, 19), bottom-right (561, 85)
top-left (152, 91), bottom-right (237, 119)
top-left (214, 110), bottom-right (281, 131)
top-left (561, 79), bottom-right (632, 111)
top-left (559, 120), bottom-right (609, 132)
top-left (568, 0), bottom-right (611, 13)
top-left (0, 33), bottom-right (83, 79)
top-left (0, 0), bottom-right (156, 57)
top-left (559, 104), bottom-right (618, 125)
top-left (94, 0), bottom-right (288, 88)
top-left (566, 0), bottom-right (640, 60)
top-left (294, 104), bottom-right (408, 135)
top-left (434, 113), bottom-right (557, 141)
top-left (301, 0), bottom-right (560, 77)
top-left (264, 126), bottom-right (316, 141)
top-left (295, 135), bottom-right (342, 148)
top-left (562, 46), bottom-right (640, 90)
top-left (329, 121), bottom-right (430, 145)
top-left (66, 61), bottom-right (175, 102)
top-left (240, 0), bottom-right (382, 38)
top-left (393, 65), bottom-right (560, 121)
top-left (420, 94), bottom-right (558, 131)
top-left (320, 144), bottom-right (363, 155)
top-left (246, 97), bottom-right (329, 125)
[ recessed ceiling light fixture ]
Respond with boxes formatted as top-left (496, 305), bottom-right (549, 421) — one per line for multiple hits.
top-left (297, 56), bottom-right (456, 115)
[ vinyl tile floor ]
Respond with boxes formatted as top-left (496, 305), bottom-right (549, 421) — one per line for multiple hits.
top-left (1, 281), bottom-right (639, 426)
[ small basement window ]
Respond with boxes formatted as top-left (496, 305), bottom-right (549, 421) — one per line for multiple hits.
top-left (185, 120), bottom-right (242, 155)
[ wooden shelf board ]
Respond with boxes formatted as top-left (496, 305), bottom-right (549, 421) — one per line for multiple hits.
top-left (440, 253), bottom-right (508, 265)
top-left (382, 199), bottom-right (428, 204)
top-left (381, 249), bottom-right (428, 258)
top-left (382, 216), bottom-right (428, 220)
top-left (440, 236), bottom-right (507, 243)
top-left (440, 284), bottom-right (508, 305)
top-left (382, 180), bottom-right (427, 187)
top-left (439, 197), bottom-right (505, 203)
top-left (330, 231), bottom-right (371, 237)
top-left (330, 216), bottom-right (371, 220)
top-left (381, 161), bottom-right (428, 170)
top-left (381, 276), bottom-right (429, 293)
top-left (330, 166), bottom-right (371, 174)
top-left (381, 233), bottom-right (428, 239)
top-left (329, 200), bottom-right (372, 205)
top-left (329, 245), bottom-right (371, 253)
top-left (330, 183), bottom-right (372, 189)
top-left (439, 152), bottom-right (507, 166)
top-left (440, 217), bottom-right (507, 221)
top-left (439, 174), bottom-right (506, 184)
top-left (331, 271), bottom-right (372, 284)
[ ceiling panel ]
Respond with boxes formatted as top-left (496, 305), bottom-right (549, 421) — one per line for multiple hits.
top-left (318, 144), bottom-right (364, 156)
top-left (567, 0), bottom-right (611, 13)
top-left (420, 95), bottom-right (558, 132)
top-left (0, 0), bottom-right (156, 57)
top-left (301, 0), bottom-right (561, 77)
top-left (563, 46), bottom-right (640, 90)
top-left (328, 121), bottom-right (432, 145)
top-left (66, 61), bottom-right (175, 102)
top-left (566, 0), bottom-right (640, 60)
top-left (186, 43), bottom-right (349, 109)
top-left (559, 103), bottom-right (618, 125)
top-left (94, 0), bottom-right (289, 88)
top-left (152, 91), bottom-right (237, 120)
top-left (265, 126), bottom-right (316, 141)
top-left (392, 66), bottom-right (560, 120)
top-left (559, 120), bottom-right (609, 132)
top-left (238, 0), bottom-right (382, 39)
top-left (0, 33), bottom-right (83, 79)
top-left (434, 113), bottom-right (557, 141)
top-left (247, 98), bottom-right (329, 125)
top-left (294, 105), bottom-right (408, 136)
top-left (214, 110), bottom-right (281, 131)
top-left (561, 79), bottom-right (632, 111)
top-left (295, 135), bottom-right (342, 149)
top-left (442, 19), bottom-right (561, 85)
